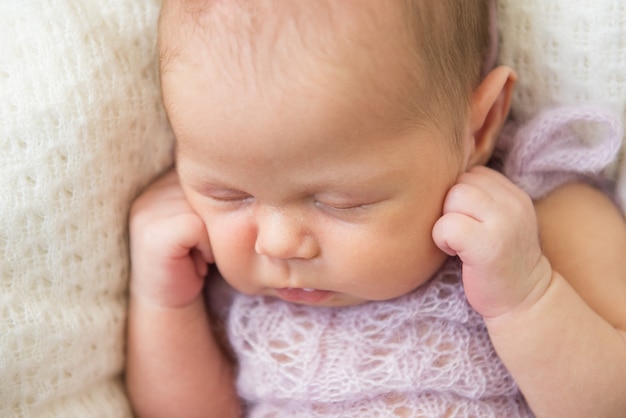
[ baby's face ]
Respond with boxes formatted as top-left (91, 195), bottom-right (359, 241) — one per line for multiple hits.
top-left (162, 3), bottom-right (472, 307)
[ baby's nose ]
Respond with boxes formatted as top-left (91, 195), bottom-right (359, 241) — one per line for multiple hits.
top-left (253, 205), bottom-right (319, 260)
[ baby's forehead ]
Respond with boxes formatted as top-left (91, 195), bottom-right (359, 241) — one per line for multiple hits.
top-left (160, 0), bottom-right (415, 62)
top-left (167, 4), bottom-right (426, 120)
top-left (159, 0), bottom-right (422, 104)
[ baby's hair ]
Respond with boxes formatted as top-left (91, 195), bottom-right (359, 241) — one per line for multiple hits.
top-left (400, 0), bottom-right (494, 140)
top-left (159, 0), bottom-right (494, 143)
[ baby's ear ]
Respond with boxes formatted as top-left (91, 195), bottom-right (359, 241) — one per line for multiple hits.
top-left (466, 66), bottom-right (517, 167)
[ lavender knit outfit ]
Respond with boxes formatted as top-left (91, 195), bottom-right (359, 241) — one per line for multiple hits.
top-left (218, 107), bottom-right (622, 417)
top-left (499, 106), bottom-right (622, 200)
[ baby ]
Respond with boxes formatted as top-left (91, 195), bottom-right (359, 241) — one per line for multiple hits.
top-left (126, 0), bottom-right (626, 417)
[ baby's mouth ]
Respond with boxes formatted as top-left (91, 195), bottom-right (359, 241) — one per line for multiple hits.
top-left (275, 287), bottom-right (332, 304)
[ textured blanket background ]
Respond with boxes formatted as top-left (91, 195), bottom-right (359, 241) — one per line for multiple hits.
top-left (0, 0), bottom-right (624, 416)
top-left (497, 0), bottom-right (626, 207)
top-left (0, 1), bottom-right (172, 416)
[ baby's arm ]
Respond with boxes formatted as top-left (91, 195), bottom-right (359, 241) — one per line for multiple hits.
top-left (125, 169), bottom-right (241, 418)
top-left (535, 182), bottom-right (626, 336)
top-left (527, 182), bottom-right (626, 415)
top-left (433, 167), bottom-right (626, 418)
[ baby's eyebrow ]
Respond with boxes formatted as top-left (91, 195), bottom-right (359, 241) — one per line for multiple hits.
top-left (182, 174), bottom-right (238, 191)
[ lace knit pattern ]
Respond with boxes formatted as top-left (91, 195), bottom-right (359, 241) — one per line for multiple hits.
top-left (497, 0), bottom-right (626, 209)
top-left (226, 260), bottom-right (533, 418)
top-left (497, 106), bottom-right (622, 200)
top-left (0, 1), bottom-right (173, 415)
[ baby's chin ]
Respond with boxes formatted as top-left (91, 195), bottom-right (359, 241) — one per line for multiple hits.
top-left (231, 285), bottom-right (373, 308)
top-left (259, 286), bottom-right (407, 308)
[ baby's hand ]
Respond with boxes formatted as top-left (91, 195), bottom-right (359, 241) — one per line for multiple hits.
top-left (432, 166), bottom-right (552, 319)
top-left (129, 168), bottom-right (213, 308)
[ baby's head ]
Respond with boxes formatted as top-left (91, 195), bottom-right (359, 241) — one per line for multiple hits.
top-left (158, 0), bottom-right (515, 306)
top-left (159, 0), bottom-right (495, 146)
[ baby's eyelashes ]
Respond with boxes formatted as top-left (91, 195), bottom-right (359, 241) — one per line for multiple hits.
top-left (205, 188), bottom-right (253, 203)
top-left (313, 199), bottom-right (369, 211)
top-left (194, 184), bottom-right (384, 221)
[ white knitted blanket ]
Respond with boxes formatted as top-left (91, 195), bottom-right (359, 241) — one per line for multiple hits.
top-left (0, 1), bottom-right (173, 416)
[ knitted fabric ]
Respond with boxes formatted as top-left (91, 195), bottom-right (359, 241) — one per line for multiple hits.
top-left (0, 1), bottom-right (173, 416)
top-left (497, 0), bottom-right (626, 209)
top-left (225, 260), bottom-right (531, 417)
top-left (498, 106), bottom-right (622, 200)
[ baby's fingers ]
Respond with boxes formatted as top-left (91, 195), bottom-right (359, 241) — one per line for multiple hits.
top-left (432, 212), bottom-right (488, 262)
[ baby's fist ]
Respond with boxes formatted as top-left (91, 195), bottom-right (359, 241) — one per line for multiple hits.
top-left (129, 168), bottom-right (213, 308)
top-left (432, 166), bottom-right (552, 319)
